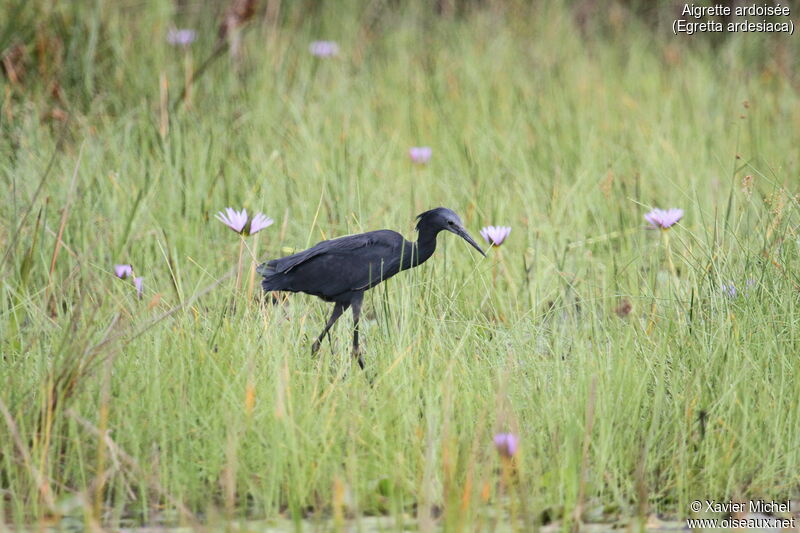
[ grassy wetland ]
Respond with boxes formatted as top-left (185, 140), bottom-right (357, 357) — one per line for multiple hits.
top-left (2, 0), bottom-right (800, 530)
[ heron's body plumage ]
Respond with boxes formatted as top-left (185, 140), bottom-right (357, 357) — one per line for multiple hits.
top-left (259, 230), bottom-right (419, 303)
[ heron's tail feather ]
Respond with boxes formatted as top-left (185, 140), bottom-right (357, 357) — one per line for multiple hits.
top-left (255, 262), bottom-right (271, 277)
top-left (261, 276), bottom-right (284, 292)
top-left (258, 261), bottom-right (289, 292)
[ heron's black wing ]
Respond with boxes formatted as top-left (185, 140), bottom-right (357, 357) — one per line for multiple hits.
top-left (261, 230), bottom-right (413, 298)
top-left (265, 236), bottom-right (356, 273)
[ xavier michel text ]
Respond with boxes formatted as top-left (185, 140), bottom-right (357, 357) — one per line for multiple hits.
top-left (692, 499), bottom-right (791, 514)
top-left (674, 3), bottom-right (795, 35)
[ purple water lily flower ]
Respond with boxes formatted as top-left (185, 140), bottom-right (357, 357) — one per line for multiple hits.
top-left (249, 212), bottom-right (274, 235)
top-left (217, 207), bottom-right (248, 233)
top-left (409, 146), bottom-right (432, 164)
top-left (645, 208), bottom-right (683, 230)
top-left (114, 264), bottom-right (133, 279)
top-left (134, 277), bottom-right (144, 299)
top-left (309, 41), bottom-right (339, 57)
top-left (480, 226), bottom-right (512, 246)
top-left (167, 29), bottom-right (197, 46)
top-left (493, 433), bottom-right (518, 458)
top-left (722, 279), bottom-right (756, 298)
top-left (721, 282), bottom-right (737, 298)
top-left (216, 208), bottom-right (274, 236)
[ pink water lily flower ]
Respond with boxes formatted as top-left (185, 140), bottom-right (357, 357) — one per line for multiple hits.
top-left (480, 226), bottom-right (511, 246)
top-left (409, 146), bottom-right (432, 164)
top-left (114, 264), bottom-right (133, 279)
top-left (645, 208), bottom-right (683, 230)
top-left (216, 208), bottom-right (274, 236)
top-left (493, 433), bottom-right (518, 458)
top-left (167, 29), bottom-right (197, 46)
top-left (249, 213), bottom-right (274, 235)
top-left (309, 41), bottom-right (339, 57)
top-left (134, 277), bottom-right (144, 299)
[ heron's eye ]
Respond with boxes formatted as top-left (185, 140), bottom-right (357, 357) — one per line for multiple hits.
top-left (448, 220), bottom-right (454, 226)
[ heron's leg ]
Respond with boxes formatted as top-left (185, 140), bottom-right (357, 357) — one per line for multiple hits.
top-left (351, 293), bottom-right (365, 369)
top-left (311, 303), bottom-right (347, 354)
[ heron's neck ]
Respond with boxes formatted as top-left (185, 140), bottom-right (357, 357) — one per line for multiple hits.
top-left (403, 226), bottom-right (440, 270)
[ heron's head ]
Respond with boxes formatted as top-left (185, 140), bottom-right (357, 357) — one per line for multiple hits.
top-left (416, 207), bottom-right (486, 256)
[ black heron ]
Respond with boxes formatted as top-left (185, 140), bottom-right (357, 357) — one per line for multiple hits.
top-left (257, 207), bottom-right (486, 368)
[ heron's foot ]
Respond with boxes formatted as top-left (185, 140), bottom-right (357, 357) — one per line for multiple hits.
top-left (311, 340), bottom-right (321, 355)
top-left (352, 345), bottom-right (365, 369)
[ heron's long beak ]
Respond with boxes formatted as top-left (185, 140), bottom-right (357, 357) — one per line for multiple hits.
top-left (454, 226), bottom-right (486, 257)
